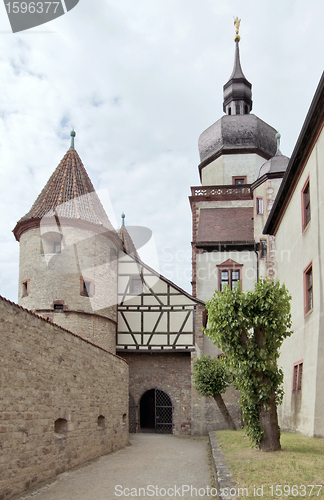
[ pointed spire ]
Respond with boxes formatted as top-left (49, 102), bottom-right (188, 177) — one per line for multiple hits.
top-left (223, 19), bottom-right (253, 115)
top-left (70, 129), bottom-right (76, 149)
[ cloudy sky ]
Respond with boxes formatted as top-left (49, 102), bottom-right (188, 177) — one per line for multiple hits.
top-left (0, 0), bottom-right (323, 303)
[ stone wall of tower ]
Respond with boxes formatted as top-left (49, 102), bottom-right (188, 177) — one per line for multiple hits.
top-left (18, 223), bottom-right (118, 353)
top-left (0, 296), bottom-right (128, 500)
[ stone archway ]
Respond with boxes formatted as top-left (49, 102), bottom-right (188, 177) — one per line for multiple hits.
top-left (140, 389), bottom-right (173, 434)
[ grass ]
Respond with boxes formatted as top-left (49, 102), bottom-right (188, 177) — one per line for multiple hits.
top-left (215, 430), bottom-right (324, 499)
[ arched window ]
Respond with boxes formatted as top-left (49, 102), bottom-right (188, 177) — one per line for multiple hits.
top-left (97, 415), bottom-right (105, 429)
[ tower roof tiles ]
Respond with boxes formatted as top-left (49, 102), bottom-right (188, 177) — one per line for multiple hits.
top-left (13, 146), bottom-right (115, 240)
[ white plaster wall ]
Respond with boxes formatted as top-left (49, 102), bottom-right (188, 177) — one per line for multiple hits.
top-left (201, 153), bottom-right (267, 186)
top-left (196, 249), bottom-right (257, 303)
top-left (275, 127), bottom-right (324, 437)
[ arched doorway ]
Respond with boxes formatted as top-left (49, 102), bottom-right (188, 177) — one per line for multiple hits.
top-left (140, 389), bottom-right (173, 434)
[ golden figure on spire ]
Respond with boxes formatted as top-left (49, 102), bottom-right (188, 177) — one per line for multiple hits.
top-left (234, 16), bottom-right (241, 42)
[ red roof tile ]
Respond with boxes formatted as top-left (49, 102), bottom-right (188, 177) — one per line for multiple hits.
top-left (118, 226), bottom-right (140, 259)
top-left (14, 147), bottom-right (115, 238)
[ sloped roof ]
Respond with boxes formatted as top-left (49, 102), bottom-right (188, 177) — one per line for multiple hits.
top-left (264, 71), bottom-right (324, 235)
top-left (119, 225), bottom-right (140, 260)
top-left (14, 147), bottom-right (115, 240)
top-left (257, 149), bottom-right (289, 179)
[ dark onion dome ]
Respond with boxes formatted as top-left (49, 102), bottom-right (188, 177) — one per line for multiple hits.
top-left (198, 32), bottom-right (278, 178)
top-left (257, 149), bottom-right (290, 179)
top-left (198, 114), bottom-right (278, 176)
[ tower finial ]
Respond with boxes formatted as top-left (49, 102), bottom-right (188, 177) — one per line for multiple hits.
top-left (121, 212), bottom-right (125, 227)
top-left (70, 129), bottom-right (76, 149)
top-left (276, 131), bottom-right (281, 152)
top-left (234, 16), bottom-right (241, 42)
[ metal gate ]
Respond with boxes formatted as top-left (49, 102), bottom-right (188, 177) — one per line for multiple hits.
top-left (155, 389), bottom-right (173, 434)
top-left (129, 393), bottom-right (137, 433)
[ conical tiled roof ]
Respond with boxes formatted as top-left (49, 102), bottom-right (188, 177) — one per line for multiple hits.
top-left (119, 225), bottom-right (140, 260)
top-left (14, 146), bottom-right (115, 240)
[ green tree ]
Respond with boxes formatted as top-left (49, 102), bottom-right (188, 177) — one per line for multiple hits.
top-left (193, 355), bottom-right (236, 430)
top-left (205, 279), bottom-right (292, 451)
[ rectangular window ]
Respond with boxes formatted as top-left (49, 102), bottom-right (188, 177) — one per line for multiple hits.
top-left (256, 198), bottom-right (264, 215)
top-left (219, 269), bottom-right (240, 291)
top-left (233, 176), bottom-right (247, 185)
top-left (130, 277), bottom-right (143, 295)
top-left (297, 363), bottom-right (303, 391)
top-left (292, 365), bottom-right (298, 392)
top-left (260, 240), bottom-right (267, 259)
top-left (80, 278), bottom-right (94, 297)
top-left (221, 270), bottom-right (229, 291)
top-left (54, 304), bottom-right (64, 310)
top-left (231, 270), bottom-right (240, 289)
top-left (54, 242), bottom-right (61, 254)
top-left (22, 280), bottom-right (29, 298)
top-left (293, 362), bottom-right (303, 392)
top-left (304, 263), bottom-right (313, 314)
top-left (302, 178), bottom-right (311, 230)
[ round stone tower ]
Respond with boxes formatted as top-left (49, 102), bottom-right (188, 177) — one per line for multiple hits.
top-left (13, 131), bottom-right (120, 354)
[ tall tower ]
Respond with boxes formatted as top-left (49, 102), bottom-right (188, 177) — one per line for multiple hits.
top-left (198, 20), bottom-right (277, 188)
top-left (190, 20), bottom-right (278, 303)
top-left (13, 131), bottom-right (120, 353)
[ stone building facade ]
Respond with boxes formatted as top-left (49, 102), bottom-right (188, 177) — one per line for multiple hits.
top-left (0, 296), bottom-right (128, 499)
top-left (264, 72), bottom-right (324, 437)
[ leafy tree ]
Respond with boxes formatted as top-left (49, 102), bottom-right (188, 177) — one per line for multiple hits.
top-left (193, 355), bottom-right (236, 430)
top-left (205, 279), bottom-right (292, 451)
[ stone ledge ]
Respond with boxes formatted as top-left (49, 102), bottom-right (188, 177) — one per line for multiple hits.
top-left (209, 431), bottom-right (236, 500)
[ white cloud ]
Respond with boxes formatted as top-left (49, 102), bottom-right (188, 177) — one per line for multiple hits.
top-left (0, 0), bottom-right (323, 301)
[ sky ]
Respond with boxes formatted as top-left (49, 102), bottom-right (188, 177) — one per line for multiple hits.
top-left (0, 0), bottom-right (323, 303)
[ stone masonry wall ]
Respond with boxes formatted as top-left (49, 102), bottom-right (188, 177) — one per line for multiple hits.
top-left (121, 352), bottom-right (192, 435)
top-left (38, 310), bottom-right (117, 354)
top-left (0, 297), bottom-right (128, 500)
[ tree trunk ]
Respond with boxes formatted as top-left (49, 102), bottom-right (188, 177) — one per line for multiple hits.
top-left (213, 394), bottom-right (237, 430)
top-left (258, 387), bottom-right (281, 451)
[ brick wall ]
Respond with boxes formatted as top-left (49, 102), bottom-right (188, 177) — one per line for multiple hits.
top-left (0, 297), bottom-right (128, 500)
top-left (120, 352), bottom-right (192, 435)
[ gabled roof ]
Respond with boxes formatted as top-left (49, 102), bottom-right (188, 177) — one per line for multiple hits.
top-left (119, 225), bottom-right (140, 260)
top-left (14, 145), bottom-right (115, 240)
top-left (264, 72), bottom-right (324, 235)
